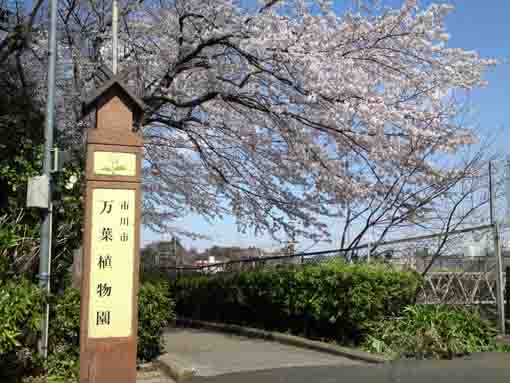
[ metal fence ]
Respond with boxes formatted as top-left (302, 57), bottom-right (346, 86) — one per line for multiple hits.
top-left (145, 224), bottom-right (509, 308)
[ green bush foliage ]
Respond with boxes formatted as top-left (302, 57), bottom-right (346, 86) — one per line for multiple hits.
top-left (173, 260), bottom-right (422, 344)
top-left (0, 278), bottom-right (44, 355)
top-left (138, 280), bottom-right (176, 362)
top-left (47, 281), bottom-right (176, 364)
top-left (1, 279), bottom-right (175, 382)
top-left (363, 305), bottom-right (497, 359)
top-left (48, 288), bottom-right (81, 365)
top-left (0, 278), bottom-right (44, 382)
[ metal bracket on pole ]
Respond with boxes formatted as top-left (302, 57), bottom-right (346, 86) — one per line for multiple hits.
top-left (51, 147), bottom-right (59, 173)
top-left (51, 147), bottom-right (71, 173)
top-left (38, 272), bottom-right (51, 283)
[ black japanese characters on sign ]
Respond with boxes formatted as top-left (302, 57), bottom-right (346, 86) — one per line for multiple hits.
top-left (97, 254), bottom-right (112, 269)
top-left (97, 283), bottom-right (112, 297)
top-left (91, 192), bottom-right (134, 336)
top-left (96, 310), bottom-right (111, 326)
top-left (100, 200), bottom-right (114, 214)
top-left (101, 227), bottom-right (113, 241)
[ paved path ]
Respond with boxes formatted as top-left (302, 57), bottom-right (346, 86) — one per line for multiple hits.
top-left (192, 352), bottom-right (510, 383)
top-left (161, 327), bottom-right (362, 377)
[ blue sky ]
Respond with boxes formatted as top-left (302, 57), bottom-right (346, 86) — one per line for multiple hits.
top-left (142, 0), bottom-right (510, 252)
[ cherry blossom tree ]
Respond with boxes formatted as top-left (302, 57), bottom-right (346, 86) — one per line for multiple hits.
top-left (339, 136), bottom-right (500, 251)
top-left (8, 0), bottom-right (498, 243)
top-left (136, 0), bottom-right (495, 242)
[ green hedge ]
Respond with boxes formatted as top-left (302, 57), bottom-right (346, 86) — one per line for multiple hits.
top-left (0, 279), bottom-right (175, 382)
top-left (173, 260), bottom-right (422, 345)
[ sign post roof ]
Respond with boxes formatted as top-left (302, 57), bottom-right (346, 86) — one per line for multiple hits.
top-left (82, 70), bottom-right (145, 120)
top-left (82, 70), bottom-right (145, 147)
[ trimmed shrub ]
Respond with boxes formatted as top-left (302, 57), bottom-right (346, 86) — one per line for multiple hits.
top-left (173, 259), bottom-right (422, 344)
top-left (364, 304), bottom-right (497, 359)
top-left (137, 280), bottom-right (175, 362)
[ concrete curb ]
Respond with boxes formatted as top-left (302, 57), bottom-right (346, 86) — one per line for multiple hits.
top-left (176, 318), bottom-right (390, 365)
top-left (154, 355), bottom-right (195, 383)
top-left (495, 335), bottom-right (510, 345)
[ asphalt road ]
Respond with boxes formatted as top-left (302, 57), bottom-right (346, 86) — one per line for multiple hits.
top-left (192, 352), bottom-right (510, 383)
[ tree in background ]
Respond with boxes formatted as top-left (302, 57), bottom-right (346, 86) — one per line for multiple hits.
top-left (0, 19), bottom-right (83, 286)
top-left (339, 139), bottom-right (500, 251)
top-left (141, 237), bottom-right (187, 268)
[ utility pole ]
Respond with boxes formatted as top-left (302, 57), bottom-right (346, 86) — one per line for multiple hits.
top-left (505, 157), bottom-right (510, 226)
top-left (173, 236), bottom-right (178, 267)
top-left (490, 160), bottom-right (495, 224)
top-left (112, 0), bottom-right (118, 74)
top-left (37, 0), bottom-right (58, 358)
top-left (490, 160), bottom-right (506, 335)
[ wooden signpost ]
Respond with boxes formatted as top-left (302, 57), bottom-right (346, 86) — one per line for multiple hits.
top-left (80, 74), bottom-right (145, 383)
